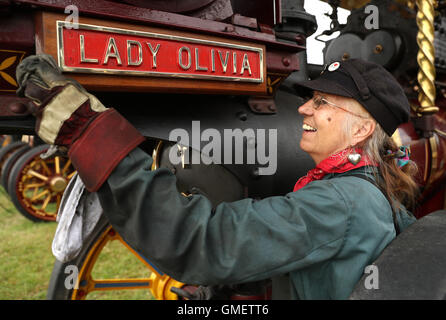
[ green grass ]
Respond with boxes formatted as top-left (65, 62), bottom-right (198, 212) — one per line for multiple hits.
top-left (0, 186), bottom-right (154, 300)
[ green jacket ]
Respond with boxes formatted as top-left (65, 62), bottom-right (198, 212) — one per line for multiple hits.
top-left (97, 147), bottom-right (416, 299)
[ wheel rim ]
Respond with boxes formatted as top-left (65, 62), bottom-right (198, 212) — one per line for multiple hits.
top-left (16, 154), bottom-right (76, 221)
top-left (72, 225), bottom-right (184, 300)
top-left (0, 142), bottom-right (27, 175)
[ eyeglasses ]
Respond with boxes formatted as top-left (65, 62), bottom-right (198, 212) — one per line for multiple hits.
top-left (311, 94), bottom-right (369, 119)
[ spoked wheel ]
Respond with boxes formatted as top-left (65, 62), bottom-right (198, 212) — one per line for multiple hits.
top-left (0, 141), bottom-right (28, 180)
top-left (47, 217), bottom-right (184, 300)
top-left (1, 144), bottom-right (31, 192)
top-left (8, 145), bottom-right (76, 222)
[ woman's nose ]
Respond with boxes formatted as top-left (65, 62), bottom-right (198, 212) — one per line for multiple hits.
top-left (298, 99), bottom-right (314, 116)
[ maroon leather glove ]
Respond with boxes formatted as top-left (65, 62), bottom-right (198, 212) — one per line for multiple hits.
top-left (16, 54), bottom-right (145, 191)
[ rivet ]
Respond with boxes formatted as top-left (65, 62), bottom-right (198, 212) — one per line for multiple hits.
top-left (282, 57), bottom-right (291, 67)
top-left (9, 102), bottom-right (27, 114)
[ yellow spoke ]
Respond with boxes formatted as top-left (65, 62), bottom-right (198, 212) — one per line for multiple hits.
top-left (56, 194), bottom-right (62, 211)
top-left (41, 194), bottom-right (52, 211)
top-left (85, 278), bottom-right (152, 292)
top-left (67, 171), bottom-right (76, 180)
top-left (32, 185), bottom-right (38, 198)
top-left (118, 236), bottom-right (165, 277)
top-left (23, 182), bottom-right (46, 190)
top-left (30, 189), bottom-right (49, 202)
top-left (27, 170), bottom-right (49, 182)
top-left (39, 160), bottom-right (52, 175)
top-left (62, 159), bottom-right (72, 174)
top-left (55, 156), bottom-right (60, 174)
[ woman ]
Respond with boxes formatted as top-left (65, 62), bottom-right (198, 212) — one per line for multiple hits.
top-left (16, 56), bottom-right (418, 299)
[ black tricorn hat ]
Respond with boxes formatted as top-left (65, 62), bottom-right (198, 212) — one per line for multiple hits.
top-left (295, 59), bottom-right (410, 136)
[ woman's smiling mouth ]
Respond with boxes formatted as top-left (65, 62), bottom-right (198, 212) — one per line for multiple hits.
top-left (303, 123), bottom-right (317, 132)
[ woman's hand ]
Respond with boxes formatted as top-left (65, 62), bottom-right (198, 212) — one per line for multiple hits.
top-left (15, 54), bottom-right (107, 147)
top-left (15, 54), bottom-right (144, 192)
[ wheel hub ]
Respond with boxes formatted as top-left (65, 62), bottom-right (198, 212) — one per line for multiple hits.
top-left (49, 176), bottom-right (68, 192)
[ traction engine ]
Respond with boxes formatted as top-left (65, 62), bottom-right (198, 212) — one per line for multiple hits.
top-left (0, 0), bottom-right (445, 299)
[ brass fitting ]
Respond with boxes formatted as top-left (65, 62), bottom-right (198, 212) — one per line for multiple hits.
top-left (415, 0), bottom-right (439, 115)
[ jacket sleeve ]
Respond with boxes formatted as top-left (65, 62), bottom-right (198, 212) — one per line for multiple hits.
top-left (97, 147), bottom-right (352, 285)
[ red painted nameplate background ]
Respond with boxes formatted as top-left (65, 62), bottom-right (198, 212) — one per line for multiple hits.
top-left (36, 12), bottom-right (267, 94)
top-left (58, 22), bottom-right (264, 83)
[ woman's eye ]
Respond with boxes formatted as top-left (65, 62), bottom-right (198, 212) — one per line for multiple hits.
top-left (314, 97), bottom-right (323, 106)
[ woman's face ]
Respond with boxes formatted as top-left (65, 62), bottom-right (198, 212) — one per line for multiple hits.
top-left (298, 92), bottom-right (352, 164)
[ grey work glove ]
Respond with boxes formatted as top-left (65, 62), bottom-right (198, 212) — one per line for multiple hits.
top-left (15, 54), bottom-right (107, 151)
